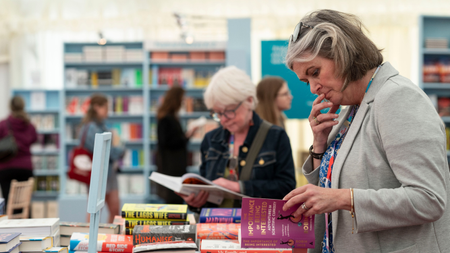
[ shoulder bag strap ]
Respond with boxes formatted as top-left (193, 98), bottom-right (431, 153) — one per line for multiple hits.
top-left (80, 123), bottom-right (91, 148)
top-left (240, 120), bottom-right (272, 181)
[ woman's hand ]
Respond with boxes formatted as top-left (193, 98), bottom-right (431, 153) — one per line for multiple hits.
top-left (213, 178), bottom-right (241, 193)
top-left (186, 126), bottom-right (200, 138)
top-left (282, 184), bottom-right (351, 218)
top-left (175, 191), bottom-right (209, 208)
top-left (309, 94), bottom-right (340, 152)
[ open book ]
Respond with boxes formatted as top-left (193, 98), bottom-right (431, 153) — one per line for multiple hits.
top-left (149, 172), bottom-right (248, 205)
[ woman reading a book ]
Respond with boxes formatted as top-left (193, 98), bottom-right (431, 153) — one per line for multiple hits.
top-left (282, 10), bottom-right (450, 252)
top-left (156, 86), bottom-right (199, 204)
top-left (177, 66), bottom-right (296, 209)
top-left (255, 76), bottom-right (293, 129)
top-left (80, 94), bottom-right (125, 223)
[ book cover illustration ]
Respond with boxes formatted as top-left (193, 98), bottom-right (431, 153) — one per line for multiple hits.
top-left (124, 216), bottom-right (190, 228)
top-left (121, 204), bottom-right (187, 220)
top-left (0, 233), bottom-right (21, 252)
top-left (199, 208), bottom-right (241, 223)
top-left (197, 223), bottom-right (240, 240)
top-left (69, 233), bottom-right (133, 252)
top-left (132, 225), bottom-right (196, 245)
top-left (201, 240), bottom-right (292, 253)
top-left (241, 198), bottom-right (315, 249)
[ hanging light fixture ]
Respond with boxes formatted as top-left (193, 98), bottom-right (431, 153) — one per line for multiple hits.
top-left (98, 32), bottom-right (107, 45)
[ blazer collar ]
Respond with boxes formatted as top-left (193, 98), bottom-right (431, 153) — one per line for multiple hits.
top-left (329, 62), bottom-right (399, 235)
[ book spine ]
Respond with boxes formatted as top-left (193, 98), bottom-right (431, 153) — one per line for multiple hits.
top-left (199, 216), bottom-right (240, 223)
top-left (200, 249), bottom-right (292, 253)
top-left (121, 211), bottom-right (187, 220)
top-left (132, 232), bottom-right (196, 246)
top-left (69, 238), bottom-right (133, 252)
top-left (125, 228), bottom-right (133, 235)
top-left (125, 219), bottom-right (189, 228)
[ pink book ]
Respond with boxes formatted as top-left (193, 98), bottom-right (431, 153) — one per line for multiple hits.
top-left (241, 197), bottom-right (315, 249)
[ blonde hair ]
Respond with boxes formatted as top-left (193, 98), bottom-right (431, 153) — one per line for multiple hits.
top-left (285, 9), bottom-right (383, 90)
top-left (204, 66), bottom-right (257, 110)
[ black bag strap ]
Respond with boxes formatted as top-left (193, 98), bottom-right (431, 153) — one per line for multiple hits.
top-left (240, 120), bottom-right (272, 181)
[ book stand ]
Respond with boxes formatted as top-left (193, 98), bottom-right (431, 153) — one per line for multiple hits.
top-left (87, 133), bottom-right (112, 253)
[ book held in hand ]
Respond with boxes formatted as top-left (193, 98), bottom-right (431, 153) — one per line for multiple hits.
top-left (241, 198), bottom-right (315, 249)
top-left (0, 233), bottom-right (21, 252)
top-left (149, 172), bottom-right (248, 205)
top-left (132, 225), bottom-right (196, 245)
top-left (201, 239), bottom-right (292, 253)
top-left (121, 204), bottom-right (187, 220)
top-left (199, 208), bottom-right (241, 223)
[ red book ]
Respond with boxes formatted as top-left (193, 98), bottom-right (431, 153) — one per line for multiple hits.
top-left (69, 233), bottom-right (133, 252)
top-left (196, 223), bottom-right (240, 240)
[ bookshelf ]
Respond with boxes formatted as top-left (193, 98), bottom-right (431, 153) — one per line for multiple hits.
top-left (419, 15), bottom-right (450, 158)
top-left (11, 89), bottom-right (62, 201)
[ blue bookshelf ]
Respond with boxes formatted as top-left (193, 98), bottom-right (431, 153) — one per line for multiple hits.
top-left (419, 15), bottom-right (450, 159)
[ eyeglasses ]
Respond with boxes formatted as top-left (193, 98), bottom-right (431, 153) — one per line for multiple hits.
top-left (289, 22), bottom-right (314, 43)
top-left (210, 101), bottom-right (243, 122)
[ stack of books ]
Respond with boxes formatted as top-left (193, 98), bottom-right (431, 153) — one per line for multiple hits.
top-left (0, 218), bottom-right (60, 248)
top-left (120, 204), bottom-right (191, 235)
top-left (68, 233), bottom-right (133, 252)
top-left (425, 38), bottom-right (448, 49)
top-left (0, 233), bottom-right (21, 253)
top-left (59, 221), bottom-right (119, 247)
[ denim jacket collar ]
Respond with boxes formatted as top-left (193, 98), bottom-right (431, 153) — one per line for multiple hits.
top-left (210, 111), bottom-right (263, 149)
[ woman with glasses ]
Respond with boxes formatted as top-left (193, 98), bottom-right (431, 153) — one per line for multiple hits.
top-left (177, 66), bottom-right (296, 210)
top-left (255, 76), bottom-right (293, 128)
top-left (283, 9), bottom-right (449, 253)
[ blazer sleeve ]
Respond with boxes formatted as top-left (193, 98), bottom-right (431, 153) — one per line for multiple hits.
top-left (354, 80), bottom-right (448, 233)
top-left (157, 116), bottom-right (188, 150)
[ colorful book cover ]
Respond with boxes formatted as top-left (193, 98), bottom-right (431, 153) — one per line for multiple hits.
top-left (197, 223), bottom-right (240, 240)
top-left (121, 204), bottom-right (187, 220)
top-left (241, 198), bottom-right (315, 249)
top-left (201, 240), bottom-right (292, 253)
top-left (132, 225), bottom-right (196, 245)
top-left (133, 241), bottom-right (197, 253)
top-left (125, 228), bottom-right (133, 235)
top-left (125, 216), bottom-right (190, 228)
top-left (0, 233), bottom-right (21, 252)
top-left (69, 233), bottom-right (133, 252)
top-left (199, 208), bottom-right (241, 223)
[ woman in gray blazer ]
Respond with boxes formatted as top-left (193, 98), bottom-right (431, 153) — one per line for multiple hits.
top-left (283, 10), bottom-right (450, 253)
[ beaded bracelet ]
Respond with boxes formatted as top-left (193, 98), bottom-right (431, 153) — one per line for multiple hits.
top-left (309, 145), bottom-right (325, 160)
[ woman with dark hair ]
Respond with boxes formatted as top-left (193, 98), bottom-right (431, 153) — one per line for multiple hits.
top-left (80, 93), bottom-right (125, 223)
top-left (255, 76), bottom-right (293, 128)
top-left (156, 86), bottom-right (198, 204)
top-left (0, 96), bottom-right (37, 208)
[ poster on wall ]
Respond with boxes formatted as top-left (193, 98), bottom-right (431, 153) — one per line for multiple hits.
top-left (261, 40), bottom-right (316, 119)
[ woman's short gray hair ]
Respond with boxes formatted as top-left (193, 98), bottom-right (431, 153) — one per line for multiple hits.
top-left (204, 66), bottom-right (257, 109)
top-left (285, 9), bottom-right (383, 90)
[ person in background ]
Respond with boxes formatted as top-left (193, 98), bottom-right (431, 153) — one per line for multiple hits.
top-left (283, 9), bottom-right (450, 252)
top-left (80, 94), bottom-right (125, 223)
top-left (177, 66), bottom-right (296, 210)
top-left (255, 76), bottom-right (293, 128)
top-left (0, 96), bottom-right (37, 210)
top-left (156, 86), bottom-right (198, 204)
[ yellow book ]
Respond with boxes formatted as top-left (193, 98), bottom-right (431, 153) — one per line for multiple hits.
top-left (124, 215), bottom-right (191, 228)
top-left (121, 203), bottom-right (187, 220)
top-left (91, 72), bottom-right (98, 87)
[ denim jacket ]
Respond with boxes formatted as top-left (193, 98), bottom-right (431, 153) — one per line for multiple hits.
top-left (200, 112), bottom-right (296, 199)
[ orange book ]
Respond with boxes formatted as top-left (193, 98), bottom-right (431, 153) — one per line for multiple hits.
top-left (196, 223), bottom-right (240, 240)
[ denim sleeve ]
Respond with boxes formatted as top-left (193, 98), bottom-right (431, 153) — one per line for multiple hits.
top-left (81, 123), bottom-right (125, 161)
top-left (242, 130), bottom-right (296, 199)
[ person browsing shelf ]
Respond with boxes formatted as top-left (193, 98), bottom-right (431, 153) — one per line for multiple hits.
top-left (156, 86), bottom-right (199, 204)
top-left (80, 94), bottom-right (125, 223)
top-left (177, 66), bottom-right (296, 210)
top-left (255, 76), bottom-right (293, 128)
top-left (0, 96), bottom-right (37, 211)
top-left (282, 9), bottom-right (450, 252)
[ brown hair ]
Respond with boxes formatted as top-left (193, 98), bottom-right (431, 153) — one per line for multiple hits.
top-left (255, 77), bottom-right (285, 127)
top-left (10, 96), bottom-right (29, 123)
top-left (157, 86), bottom-right (185, 120)
top-left (285, 9), bottom-right (383, 90)
top-left (82, 93), bottom-right (108, 124)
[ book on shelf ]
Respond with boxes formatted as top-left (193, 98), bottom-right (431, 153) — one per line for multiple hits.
top-left (133, 241), bottom-right (197, 253)
top-left (69, 233), bottom-right (133, 252)
top-left (121, 204), bottom-right (188, 220)
top-left (201, 239), bottom-right (292, 253)
top-left (149, 172), bottom-right (248, 205)
top-left (59, 222), bottom-right (119, 236)
top-left (0, 218), bottom-right (59, 237)
top-left (19, 236), bottom-right (53, 252)
top-left (0, 233), bottom-right (21, 252)
top-left (44, 247), bottom-right (68, 253)
top-left (132, 225), bottom-right (196, 245)
top-left (0, 241), bottom-right (20, 253)
top-left (197, 223), bottom-right (240, 240)
top-left (30, 91), bottom-right (46, 110)
top-left (199, 208), bottom-right (241, 223)
top-left (241, 198), bottom-right (315, 249)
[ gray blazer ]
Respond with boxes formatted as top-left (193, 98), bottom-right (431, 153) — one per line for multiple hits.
top-left (303, 62), bottom-right (450, 253)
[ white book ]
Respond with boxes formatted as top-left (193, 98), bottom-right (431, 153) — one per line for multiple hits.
top-left (44, 247), bottom-right (68, 253)
top-left (149, 172), bottom-right (248, 205)
top-left (19, 236), bottom-right (53, 252)
top-left (30, 92), bottom-right (46, 110)
top-left (0, 218), bottom-right (59, 237)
